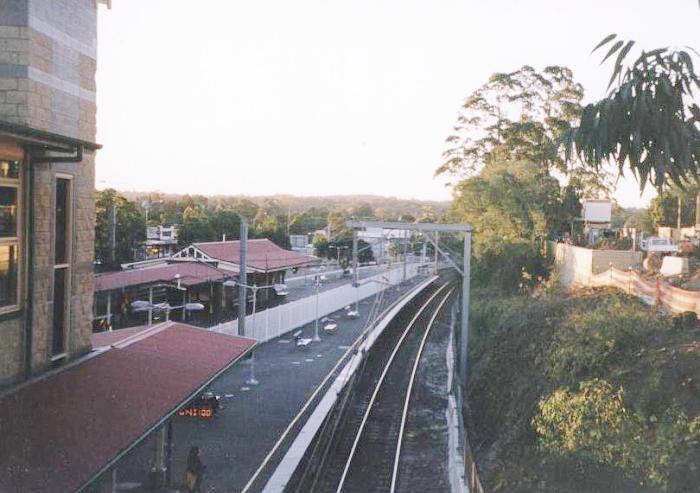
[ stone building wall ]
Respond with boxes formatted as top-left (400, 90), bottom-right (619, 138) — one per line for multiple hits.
top-left (0, 0), bottom-right (97, 142)
top-left (0, 0), bottom-right (98, 384)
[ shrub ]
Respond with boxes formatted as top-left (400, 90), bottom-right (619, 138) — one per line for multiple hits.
top-left (472, 239), bottom-right (550, 292)
top-left (533, 379), bottom-right (700, 490)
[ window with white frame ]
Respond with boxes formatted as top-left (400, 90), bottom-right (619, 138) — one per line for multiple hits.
top-left (0, 160), bottom-right (20, 312)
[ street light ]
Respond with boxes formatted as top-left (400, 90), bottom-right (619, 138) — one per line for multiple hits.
top-left (226, 280), bottom-right (278, 386)
top-left (329, 244), bottom-right (348, 267)
top-left (313, 276), bottom-right (322, 342)
top-left (131, 300), bottom-right (204, 323)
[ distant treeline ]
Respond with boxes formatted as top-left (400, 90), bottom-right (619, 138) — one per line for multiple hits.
top-left (95, 189), bottom-right (448, 269)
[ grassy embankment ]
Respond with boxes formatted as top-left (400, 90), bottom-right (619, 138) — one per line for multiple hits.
top-left (467, 285), bottom-right (700, 492)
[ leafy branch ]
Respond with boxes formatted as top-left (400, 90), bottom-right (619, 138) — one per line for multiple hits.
top-left (566, 34), bottom-right (700, 191)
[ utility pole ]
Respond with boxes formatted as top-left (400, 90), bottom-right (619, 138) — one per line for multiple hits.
top-left (352, 230), bottom-right (359, 313)
top-left (402, 231), bottom-right (408, 282)
top-left (313, 278), bottom-right (321, 342)
top-left (110, 203), bottom-right (117, 264)
top-left (434, 231), bottom-right (439, 275)
top-left (460, 231), bottom-right (472, 390)
top-left (238, 220), bottom-right (248, 337)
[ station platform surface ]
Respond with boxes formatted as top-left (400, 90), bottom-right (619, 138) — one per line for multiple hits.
top-left (115, 274), bottom-right (429, 492)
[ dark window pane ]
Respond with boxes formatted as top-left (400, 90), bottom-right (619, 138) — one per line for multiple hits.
top-left (0, 187), bottom-right (17, 238)
top-left (55, 178), bottom-right (70, 264)
top-left (0, 161), bottom-right (20, 179)
top-left (52, 268), bottom-right (67, 355)
top-left (0, 244), bottom-right (17, 308)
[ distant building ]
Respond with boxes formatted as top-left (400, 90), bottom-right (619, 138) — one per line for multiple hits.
top-left (94, 239), bottom-right (318, 330)
top-left (289, 233), bottom-right (314, 256)
top-left (582, 199), bottom-right (612, 244)
top-left (145, 224), bottom-right (178, 258)
top-left (357, 227), bottom-right (408, 262)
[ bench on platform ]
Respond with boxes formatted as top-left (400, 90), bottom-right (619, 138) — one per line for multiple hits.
top-left (293, 330), bottom-right (312, 348)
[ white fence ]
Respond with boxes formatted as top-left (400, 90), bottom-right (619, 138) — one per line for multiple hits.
top-left (211, 262), bottom-right (425, 341)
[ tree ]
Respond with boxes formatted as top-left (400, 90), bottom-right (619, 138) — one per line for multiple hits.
top-left (95, 189), bottom-right (146, 269)
top-left (178, 206), bottom-right (213, 245)
top-left (437, 65), bottom-right (586, 178)
top-left (647, 184), bottom-right (700, 227)
top-left (312, 233), bottom-right (329, 258)
top-left (209, 208), bottom-right (241, 240)
top-left (449, 160), bottom-right (578, 251)
top-left (566, 35), bottom-right (700, 191)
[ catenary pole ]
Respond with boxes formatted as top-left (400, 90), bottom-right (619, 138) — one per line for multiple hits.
top-left (460, 231), bottom-right (472, 391)
top-left (238, 220), bottom-right (248, 336)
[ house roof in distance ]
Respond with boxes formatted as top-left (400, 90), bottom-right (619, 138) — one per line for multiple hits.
top-left (0, 322), bottom-right (255, 493)
top-left (193, 239), bottom-right (317, 272)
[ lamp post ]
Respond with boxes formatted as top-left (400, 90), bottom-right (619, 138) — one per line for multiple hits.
top-left (313, 276), bottom-right (322, 342)
top-left (225, 279), bottom-right (278, 386)
top-left (131, 300), bottom-right (205, 324)
top-left (329, 244), bottom-right (348, 267)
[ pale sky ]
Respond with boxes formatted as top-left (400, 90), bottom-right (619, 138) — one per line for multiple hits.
top-left (95, 0), bottom-right (700, 207)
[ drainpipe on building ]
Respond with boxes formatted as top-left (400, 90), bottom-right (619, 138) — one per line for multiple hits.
top-left (23, 148), bottom-right (34, 378)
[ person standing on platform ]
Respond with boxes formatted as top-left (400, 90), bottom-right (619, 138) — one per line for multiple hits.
top-left (185, 446), bottom-right (206, 493)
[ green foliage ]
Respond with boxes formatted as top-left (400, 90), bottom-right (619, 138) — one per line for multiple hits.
top-left (450, 160), bottom-right (580, 246)
top-left (438, 65), bottom-right (585, 177)
top-left (468, 288), bottom-right (700, 492)
top-left (566, 35), bottom-right (700, 191)
top-left (472, 238), bottom-right (549, 292)
top-left (534, 379), bottom-right (700, 489)
top-left (312, 234), bottom-right (329, 258)
top-left (648, 184), bottom-right (700, 227)
top-left (95, 189), bottom-right (146, 269)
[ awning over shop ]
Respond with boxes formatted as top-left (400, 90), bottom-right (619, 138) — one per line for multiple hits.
top-left (0, 322), bottom-right (255, 493)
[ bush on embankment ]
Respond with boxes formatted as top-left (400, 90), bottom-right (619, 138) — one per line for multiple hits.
top-left (467, 287), bottom-right (700, 492)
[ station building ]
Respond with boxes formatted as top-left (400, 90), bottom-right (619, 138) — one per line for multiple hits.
top-left (0, 2), bottom-right (255, 491)
top-left (93, 238), bottom-right (318, 330)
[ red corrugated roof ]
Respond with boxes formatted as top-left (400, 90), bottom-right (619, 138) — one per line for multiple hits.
top-left (91, 324), bottom-right (153, 348)
top-left (0, 323), bottom-right (255, 493)
top-left (95, 262), bottom-right (227, 292)
top-left (193, 239), bottom-right (317, 272)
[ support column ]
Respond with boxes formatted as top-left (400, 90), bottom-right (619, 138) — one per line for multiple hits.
top-left (150, 424), bottom-right (167, 488)
top-left (165, 421), bottom-right (173, 486)
top-left (434, 231), bottom-right (439, 275)
top-left (352, 229), bottom-right (359, 313)
top-left (147, 287), bottom-right (153, 326)
top-left (460, 231), bottom-right (471, 391)
top-left (106, 293), bottom-right (112, 330)
top-left (238, 221), bottom-right (248, 336)
top-left (402, 231), bottom-right (408, 282)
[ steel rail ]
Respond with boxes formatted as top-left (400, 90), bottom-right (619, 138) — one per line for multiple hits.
top-left (335, 282), bottom-right (454, 493)
top-left (389, 288), bottom-right (455, 493)
top-left (240, 276), bottom-right (433, 493)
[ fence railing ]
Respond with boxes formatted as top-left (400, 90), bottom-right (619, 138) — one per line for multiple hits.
top-left (589, 266), bottom-right (700, 316)
top-left (210, 262), bottom-right (427, 341)
top-left (447, 319), bottom-right (484, 493)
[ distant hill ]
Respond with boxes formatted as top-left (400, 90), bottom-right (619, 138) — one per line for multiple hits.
top-left (116, 191), bottom-right (449, 220)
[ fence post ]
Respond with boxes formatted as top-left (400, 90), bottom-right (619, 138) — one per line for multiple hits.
top-left (656, 276), bottom-right (661, 306)
top-left (628, 267), bottom-right (632, 294)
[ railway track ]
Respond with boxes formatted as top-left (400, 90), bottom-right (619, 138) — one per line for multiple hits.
top-left (308, 277), bottom-right (456, 492)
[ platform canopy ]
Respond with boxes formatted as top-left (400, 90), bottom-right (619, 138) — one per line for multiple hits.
top-left (95, 261), bottom-right (228, 292)
top-left (172, 239), bottom-right (318, 273)
top-left (0, 322), bottom-right (255, 493)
